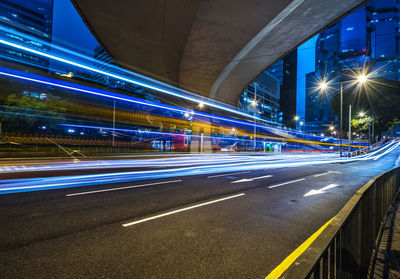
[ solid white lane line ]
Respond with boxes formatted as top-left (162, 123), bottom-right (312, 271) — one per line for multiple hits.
top-left (314, 172), bottom-right (331, 177)
top-left (314, 171), bottom-right (341, 177)
top-left (66, 180), bottom-right (182, 197)
top-left (122, 193), bottom-right (245, 227)
top-left (268, 178), bottom-right (306, 189)
top-left (231, 174), bottom-right (273, 184)
top-left (207, 171), bottom-right (251, 178)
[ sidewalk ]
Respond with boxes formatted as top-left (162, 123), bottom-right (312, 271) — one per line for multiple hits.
top-left (369, 193), bottom-right (400, 278)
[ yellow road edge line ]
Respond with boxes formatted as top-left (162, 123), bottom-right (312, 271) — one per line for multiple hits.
top-left (265, 217), bottom-right (334, 279)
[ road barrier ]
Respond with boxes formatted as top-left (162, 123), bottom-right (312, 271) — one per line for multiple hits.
top-left (281, 166), bottom-right (400, 278)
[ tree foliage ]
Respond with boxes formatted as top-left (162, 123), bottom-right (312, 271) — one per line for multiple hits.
top-left (330, 77), bottom-right (400, 139)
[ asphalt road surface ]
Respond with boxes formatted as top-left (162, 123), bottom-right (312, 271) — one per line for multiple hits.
top-left (1, 143), bottom-right (400, 278)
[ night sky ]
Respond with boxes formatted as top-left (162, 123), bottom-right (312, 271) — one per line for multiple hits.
top-left (297, 36), bottom-right (318, 124)
top-left (50, 0), bottom-right (99, 70)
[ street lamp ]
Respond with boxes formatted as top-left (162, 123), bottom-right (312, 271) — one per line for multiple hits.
top-left (357, 74), bottom-right (368, 85)
top-left (318, 80), bottom-right (328, 91)
top-left (358, 112), bottom-right (365, 118)
top-left (318, 72), bottom-right (369, 157)
top-left (299, 121), bottom-right (304, 132)
top-left (252, 82), bottom-right (258, 152)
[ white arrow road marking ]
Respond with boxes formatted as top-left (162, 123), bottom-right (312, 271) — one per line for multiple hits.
top-left (231, 174), bottom-right (273, 184)
top-left (313, 171), bottom-right (341, 177)
top-left (304, 184), bottom-right (339, 197)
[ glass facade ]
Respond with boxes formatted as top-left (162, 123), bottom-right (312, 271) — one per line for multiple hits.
top-left (238, 72), bottom-right (281, 125)
top-left (0, 0), bottom-right (53, 69)
top-left (305, 0), bottom-right (400, 134)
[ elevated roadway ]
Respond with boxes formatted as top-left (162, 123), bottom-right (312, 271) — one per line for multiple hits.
top-left (72, 0), bottom-right (367, 105)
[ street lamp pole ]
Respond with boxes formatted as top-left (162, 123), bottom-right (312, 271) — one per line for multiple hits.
top-left (112, 100), bottom-right (116, 148)
top-left (253, 82), bottom-right (257, 152)
top-left (372, 121), bottom-right (375, 144)
top-left (368, 120), bottom-right (371, 148)
top-left (348, 105), bottom-right (351, 153)
top-left (340, 82), bottom-right (343, 157)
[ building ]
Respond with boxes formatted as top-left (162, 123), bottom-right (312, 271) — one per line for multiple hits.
top-left (0, 0), bottom-right (53, 69)
top-left (267, 50), bottom-right (297, 128)
top-left (92, 45), bottom-right (115, 86)
top-left (305, 0), bottom-right (400, 134)
top-left (238, 71), bottom-right (281, 126)
top-left (267, 59), bottom-right (283, 86)
top-left (280, 50), bottom-right (298, 128)
top-left (305, 72), bottom-right (336, 134)
top-left (370, 0), bottom-right (400, 80)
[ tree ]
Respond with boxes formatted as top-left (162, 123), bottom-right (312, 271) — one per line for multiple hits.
top-left (330, 77), bottom-right (400, 140)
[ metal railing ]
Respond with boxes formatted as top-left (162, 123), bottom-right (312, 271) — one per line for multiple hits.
top-left (282, 166), bottom-right (400, 278)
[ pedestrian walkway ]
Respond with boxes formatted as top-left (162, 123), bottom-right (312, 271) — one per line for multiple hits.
top-left (369, 193), bottom-right (400, 278)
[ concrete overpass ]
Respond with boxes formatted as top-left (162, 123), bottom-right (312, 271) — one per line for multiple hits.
top-left (72, 0), bottom-right (367, 106)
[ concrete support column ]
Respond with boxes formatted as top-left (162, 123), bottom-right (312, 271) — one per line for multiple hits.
top-left (190, 125), bottom-right (212, 153)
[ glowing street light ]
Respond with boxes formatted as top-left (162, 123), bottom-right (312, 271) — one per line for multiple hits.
top-left (329, 126), bottom-right (335, 131)
top-left (318, 71), bottom-right (371, 157)
top-left (318, 80), bottom-right (328, 91)
top-left (357, 74), bottom-right (368, 85)
top-left (294, 116), bottom-right (299, 121)
top-left (358, 112), bottom-right (365, 117)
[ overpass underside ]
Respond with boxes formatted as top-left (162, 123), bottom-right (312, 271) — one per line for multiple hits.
top-left (72, 0), bottom-right (367, 106)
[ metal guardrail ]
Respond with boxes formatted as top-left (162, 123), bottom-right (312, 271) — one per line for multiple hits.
top-left (282, 166), bottom-right (400, 278)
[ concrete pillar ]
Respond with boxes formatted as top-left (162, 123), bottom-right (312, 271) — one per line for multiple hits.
top-left (190, 124), bottom-right (212, 153)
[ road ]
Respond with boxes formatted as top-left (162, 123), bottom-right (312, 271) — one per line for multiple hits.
top-left (1, 141), bottom-right (400, 278)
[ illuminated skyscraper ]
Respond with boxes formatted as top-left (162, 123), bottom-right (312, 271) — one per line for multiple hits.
top-left (239, 71), bottom-right (281, 125)
top-left (306, 0), bottom-right (400, 133)
top-left (0, 0), bottom-right (53, 69)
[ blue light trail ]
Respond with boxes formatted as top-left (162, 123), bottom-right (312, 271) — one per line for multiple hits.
top-left (0, 140), bottom-right (397, 194)
top-left (0, 66), bottom-right (311, 140)
top-left (0, 36), bottom-right (277, 124)
top-left (59, 123), bottom-right (280, 144)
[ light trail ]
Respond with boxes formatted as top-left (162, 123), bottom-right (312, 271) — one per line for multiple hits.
top-left (0, 153), bottom-right (336, 174)
top-left (0, 66), bottom-right (283, 136)
top-left (0, 141), bottom-right (397, 194)
top-left (0, 38), bottom-right (277, 124)
top-left (0, 66), bottom-right (368, 149)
